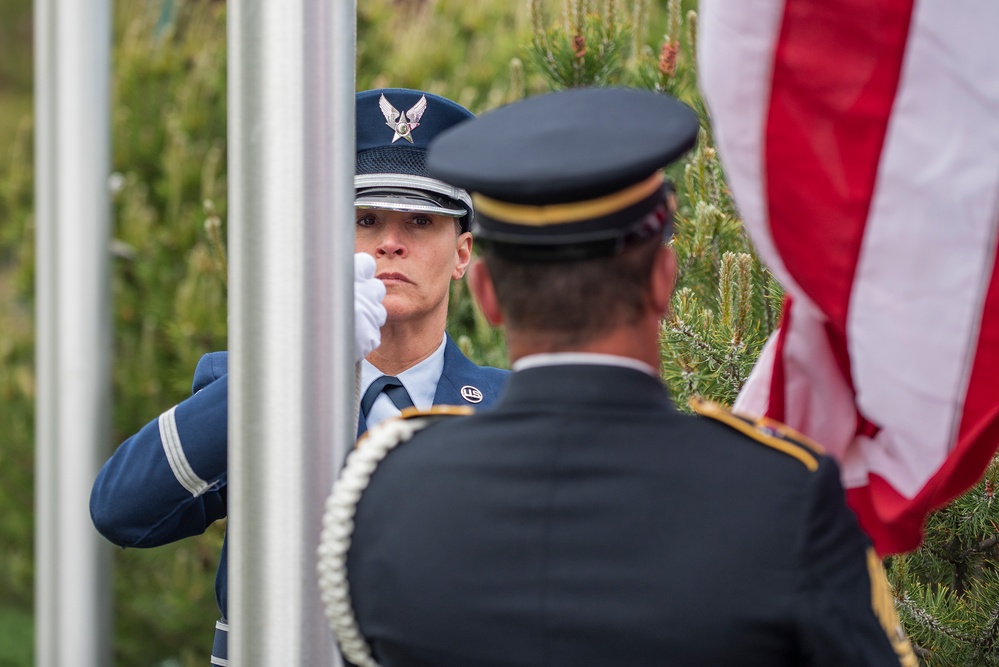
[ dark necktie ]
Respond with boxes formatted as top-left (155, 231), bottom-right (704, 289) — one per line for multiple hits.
top-left (360, 375), bottom-right (415, 419)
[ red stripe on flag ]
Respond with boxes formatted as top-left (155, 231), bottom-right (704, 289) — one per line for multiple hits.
top-left (846, 480), bottom-right (920, 555)
top-left (850, 406), bottom-right (999, 554)
top-left (766, 297), bottom-right (793, 423)
top-left (948, 226), bottom-right (999, 496)
top-left (766, 0), bottom-right (914, 327)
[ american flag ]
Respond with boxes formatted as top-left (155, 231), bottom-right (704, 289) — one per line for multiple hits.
top-left (698, 0), bottom-right (999, 554)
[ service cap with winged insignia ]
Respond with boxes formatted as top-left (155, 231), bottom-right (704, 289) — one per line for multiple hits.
top-left (355, 88), bottom-right (476, 230)
top-left (427, 87), bottom-right (699, 260)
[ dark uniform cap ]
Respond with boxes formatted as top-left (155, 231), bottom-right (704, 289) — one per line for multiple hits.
top-left (355, 88), bottom-right (476, 232)
top-left (426, 87), bottom-right (699, 260)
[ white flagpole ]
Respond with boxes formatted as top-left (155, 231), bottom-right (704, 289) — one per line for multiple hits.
top-left (33, 0), bottom-right (113, 664)
top-left (228, 0), bottom-right (356, 662)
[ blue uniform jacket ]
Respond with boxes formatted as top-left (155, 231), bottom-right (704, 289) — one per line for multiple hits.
top-left (90, 335), bottom-right (509, 622)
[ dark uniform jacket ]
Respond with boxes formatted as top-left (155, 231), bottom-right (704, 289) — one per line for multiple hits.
top-left (345, 363), bottom-right (912, 667)
top-left (89, 335), bottom-right (508, 657)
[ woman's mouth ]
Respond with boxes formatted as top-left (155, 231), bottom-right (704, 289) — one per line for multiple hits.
top-left (377, 272), bottom-right (412, 285)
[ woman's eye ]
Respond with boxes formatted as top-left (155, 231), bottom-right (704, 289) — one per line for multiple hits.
top-left (411, 216), bottom-right (433, 227)
top-left (356, 215), bottom-right (377, 227)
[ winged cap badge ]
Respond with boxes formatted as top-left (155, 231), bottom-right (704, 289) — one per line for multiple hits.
top-left (379, 94), bottom-right (428, 144)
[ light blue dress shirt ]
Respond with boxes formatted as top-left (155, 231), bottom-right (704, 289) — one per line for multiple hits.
top-left (360, 335), bottom-right (447, 429)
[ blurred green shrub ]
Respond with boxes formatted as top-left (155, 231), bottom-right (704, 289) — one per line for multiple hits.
top-left (0, 0), bottom-right (32, 93)
top-left (0, 4), bottom-right (41, 667)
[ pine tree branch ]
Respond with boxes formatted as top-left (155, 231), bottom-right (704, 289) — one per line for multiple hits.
top-left (897, 594), bottom-right (978, 645)
top-left (960, 534), bottom-right (999, 560)
top-left (912, 643), bottom-right (933, 662)
top-left (974, 602), bottom-right (999, 661)
top-left (668, 320), bottom-right (731, 375)
top-left (926, 538), bottom-right (960, 566)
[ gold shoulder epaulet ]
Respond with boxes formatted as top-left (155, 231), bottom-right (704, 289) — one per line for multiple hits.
top-left (689, 397), bottom-right (824, 472)
top-left (355, 405), bottom-right (474, 448)
top-left (398, 405), bottom-right (476, 420)
top-left (866, 548), bottom-right (920, 667)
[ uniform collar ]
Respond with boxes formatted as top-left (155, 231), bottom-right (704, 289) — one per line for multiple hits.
top-left (499, 361), bottom-right (673, 413)
top-left (361, 334), bottom-right (447, 411)
top-left (512, 352), bottom-right (658, 378)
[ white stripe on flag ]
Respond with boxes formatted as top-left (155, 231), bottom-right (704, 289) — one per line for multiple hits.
top-left (697, 0), bottom-right (805, 298)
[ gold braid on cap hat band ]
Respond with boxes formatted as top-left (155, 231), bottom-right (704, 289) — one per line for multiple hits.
top-left (472, 172), bottom-right (664, 226)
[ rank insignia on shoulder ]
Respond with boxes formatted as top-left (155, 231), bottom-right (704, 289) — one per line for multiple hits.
top-left (398, 404), bottom-right (475, 420)
top-left (355, 405), bottom-right (474, 449)
top-left (689, 397), bottom-right (824, 471)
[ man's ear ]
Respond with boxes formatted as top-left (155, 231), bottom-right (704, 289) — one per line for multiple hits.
top-left (468, 259), bottom-right (504, 326)
top-left (649, 244), bottom-right (677, 318)
top-left (452, 232), bottom-right (473, 280)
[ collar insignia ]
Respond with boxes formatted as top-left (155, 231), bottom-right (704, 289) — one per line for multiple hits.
top-left (379, 94), bottom-right (428, 144)
top-left (460, 385), bottom-right (483, 403)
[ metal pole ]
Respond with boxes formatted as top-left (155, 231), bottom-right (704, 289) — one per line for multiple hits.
top-left (34, 0), bottom-right (113, 664)
top-left (228, 0), bottom-right (356, 663)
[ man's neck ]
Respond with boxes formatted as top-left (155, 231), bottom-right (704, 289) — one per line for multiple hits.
top-left (505, 318), bottom-right (662, 372)
top-left (366, 314), bottom-right (447, 376)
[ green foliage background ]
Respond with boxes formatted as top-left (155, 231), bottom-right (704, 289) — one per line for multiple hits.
top-left (0, 0), bottom-right (36, 664)
top-left (3, 0), bottom-right (997, 665)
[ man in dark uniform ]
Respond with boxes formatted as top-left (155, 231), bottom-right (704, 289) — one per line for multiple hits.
top-left (322, 88), bottom-right (917, 667)
top-left (90, 89), bottom-right (509, 665)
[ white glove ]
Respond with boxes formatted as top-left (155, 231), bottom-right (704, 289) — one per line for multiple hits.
top-left (354, 252), bottom-right (386, 361)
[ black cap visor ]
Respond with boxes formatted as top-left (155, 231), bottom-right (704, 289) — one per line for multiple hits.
top-left (354, 187), bottom-right (466, 218)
